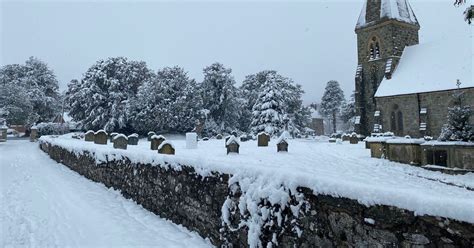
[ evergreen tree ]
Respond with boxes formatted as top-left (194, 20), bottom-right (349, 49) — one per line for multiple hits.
top-left (201, 63), bottom-right (240, 134)
top-left (319, 80), bottom-right (345, 133)
top-left (250, 73), bottom-right (285, 136)
top-left (439, 81), bottom-right (473, 141)
top-left (66, 57), bottom-right (152, 132)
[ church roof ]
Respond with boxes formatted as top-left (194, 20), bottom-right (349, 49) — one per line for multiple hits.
top-left (356, 0), bottom-right (419, 29)
top-left (375, 35), bottom-right (473, 97)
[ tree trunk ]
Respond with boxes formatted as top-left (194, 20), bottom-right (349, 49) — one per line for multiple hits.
top-left (332, 111), bottom-right (337, 133)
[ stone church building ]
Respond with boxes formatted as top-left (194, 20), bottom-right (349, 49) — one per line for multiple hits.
top-left (354, 0), bottom-right (473, 138)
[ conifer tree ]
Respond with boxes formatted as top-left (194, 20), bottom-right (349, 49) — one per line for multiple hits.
top-left (319, 80), bottom-right (345, 134)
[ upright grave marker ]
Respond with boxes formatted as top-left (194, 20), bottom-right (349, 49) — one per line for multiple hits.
top-left (350, 133), bottom-right (359, 144)
top-left (186, 132), bottom-right (198, 149)
top-left (85, 130), bottom-right (95, 142)
top-left (30, 126), bottom-right (38, 142)
top-left (257, 132), bottom-right (270, 147)
top-left (226, 135), bottom-right (240, 154)
top-left (158, 141), bottom-right (175, 155)
top-left (113, 134), bottom-right (128, 150)
top-left (276, 135), bottom-right (289, 152)
top-left (94, 130), bottom-right (108, 145)
top-left (128, 133), bottom-right (139, 145)
top-left (151, 135), bottom-right (166, 150)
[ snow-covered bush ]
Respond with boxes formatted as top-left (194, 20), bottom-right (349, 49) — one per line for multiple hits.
top-left (35, 122), bottom-right (69, 136)
top-left (438, 85), bottom-right (473, 142)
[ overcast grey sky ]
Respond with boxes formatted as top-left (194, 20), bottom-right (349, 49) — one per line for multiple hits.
top-left (1, 0), bottom-right (471, 103)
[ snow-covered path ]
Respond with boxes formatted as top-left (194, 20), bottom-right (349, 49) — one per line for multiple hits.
top-left (0, 140), bottom-right (213, 248)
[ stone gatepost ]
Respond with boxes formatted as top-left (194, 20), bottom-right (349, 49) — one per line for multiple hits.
top-left (147, 131), bottom-right (156, 141)
top-left (113, 134), bottom-right (128, 150)
top-left (158, 141), bottom-right (175, 155)
top-left (94, 130), bottom-right (108, 145)
top-left (350, 133), bottom-right (359, 144)
top-left (128, 133), bottom-right (139, 145)
top-left (109, 132), bottom-right (118, 142)
top-left (150, 135), bottom-right (166, 150)
top-left (257, 132), bottom-right (270, 147)
top-left (226, 135), bottom-right (240, 154)
top-left (85, 130), bottom-right (95, 142)
top-left (30, 126), bottom-right (38, 142)
top-left (0, 125), bottom-right (8, 142)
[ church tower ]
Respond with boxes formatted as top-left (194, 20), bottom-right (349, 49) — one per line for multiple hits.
top-left (354, 0), bottom-right (419, 135)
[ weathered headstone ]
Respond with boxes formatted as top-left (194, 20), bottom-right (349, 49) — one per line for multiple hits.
top-left (186, 132), bottom-right (198, 149)
top-left (94, 130), bottom-right (108, 145)
top-left (85, 130), bottom-right (95, 142)
top-left (276, 135), bottom-right (288, 152)
top-left (128, 133), bottom-right (139, 145)
top-left (350, 133), bottom-right (359, 144)
top-left (113, 134), bottom-right (128, 150)
top-left (226, 135), bottom-right (240, 154)
top-left (150, 135), bottom-right (166, 150)
top-left (0, 126), bottom-right (7, 142)
top-left (30, 126), bottom-right (38, 142)
top-left (109, 132), bottom-right (118, 142)
top-left (202, 137), bottom-right (210, 141)
top-left (257, 132), bottom-right (270, 147)
top-left (216, 134), bottom-right (223, 140)
top-left (342, 134), bottom-right (350, 141)
top-left (147, 131), bottom-right (156, 141)
top-left (158, 141), bottom-right (175, 155)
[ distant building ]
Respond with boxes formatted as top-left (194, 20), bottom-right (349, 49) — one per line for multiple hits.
top-left (354, 0), bottom-right (473, 138)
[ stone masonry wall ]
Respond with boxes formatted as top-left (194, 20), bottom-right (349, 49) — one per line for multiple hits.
top-left (40, 141), bottom-right (474, 247)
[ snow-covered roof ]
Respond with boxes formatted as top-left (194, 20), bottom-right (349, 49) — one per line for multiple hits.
top-left (375, 36), bottom-right (473, 97)
top-left (356, 0), bottom-right (418, 29)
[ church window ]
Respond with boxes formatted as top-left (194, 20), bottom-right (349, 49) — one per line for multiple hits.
top-left (368, 37), bottom-right (381, 60)
top-left (397, 111), bottom-right (404, 131)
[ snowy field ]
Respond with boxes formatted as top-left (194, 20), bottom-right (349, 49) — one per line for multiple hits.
top-left (0, 139), bottom-right (212, 248)
top-left (39, 134), bottom-right (474, 225)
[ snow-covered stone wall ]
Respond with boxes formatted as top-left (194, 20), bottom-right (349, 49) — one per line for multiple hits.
top-left (39, 141), bottom-right (474, 247)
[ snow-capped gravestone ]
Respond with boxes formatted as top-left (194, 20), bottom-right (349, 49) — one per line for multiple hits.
top-left (150, 135), bottom-right (166, 150)
top-left (342, 134), bottom-right (350, 142)
top-left (109, 132), bottom-right (118, 142)
top-left (257, 132), bottom-right (270, 147)
top-left (113, 134), bottom-right (128, 150)
top-left (0, 124), bottom-right (7, 142)
top-left (94, 130), bottom-right (108, 145)
top-left (147, 131), bottom-right (156, 141)
top-left (276, 136), bottom-right (288, 152)
top-left (186, 132), bottom-right (198, 149)
top-left (30, 126), bottom-right (38, 142)
top-left (216, 134), bottom-right (223, 140)
top-left (84, 130), bottom-right (95, 142)
top-left (350, 133), bottom-right (359, 144)
top-left (158, 141), bottom-right (175, 155)
top-left (329, 138), bottom-right (336, 143)
top-left (127, 133), bottom-right (139, 145)
top-left (226, 135), bottom-right (240, 154)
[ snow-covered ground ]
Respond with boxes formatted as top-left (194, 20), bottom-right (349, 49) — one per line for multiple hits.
top-left (40, 134), bottom-right (474, 224)
top-left (0, 139), bottom-right (213, 248)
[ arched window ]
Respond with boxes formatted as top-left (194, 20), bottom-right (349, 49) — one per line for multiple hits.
top-left (397, 111), bottom-right (404, 131)
top-left (368, 37), bottom-right (381, 60)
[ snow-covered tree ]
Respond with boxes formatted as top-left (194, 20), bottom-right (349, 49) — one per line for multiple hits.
top-left (129, 66), bottom-right (203, 133)
top-left (0, 58), bottom-right (60, 125)
top-left (200, 63), bottom-right (240, 135)
top-left (241, 70), bottom-right (310, 135)
top-left (66, 57), bottom-right (152, 132)
top-left (319, 80), bottom-right (345, 133)
top-left (250, 73), bottom-right (285, 136)
top-left (439, 82), bottom-right (473, 142)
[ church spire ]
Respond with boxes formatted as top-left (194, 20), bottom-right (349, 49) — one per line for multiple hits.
top-left (355, 0), bottom-right (419, 30)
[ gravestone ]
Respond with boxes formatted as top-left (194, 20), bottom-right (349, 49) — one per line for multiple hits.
top-left (147, 131), bottom-right (156, 141)
top-left (202, 137), bottom-right (209, 141)
top-left (226, 135), bottom-right (240, 154)
top-left (186, 132), bottom-right (198, 149)
top-left (216, 134), bottom-right (223, 140)
top-left (0, 125), bottom-right (7, 142)
top-left (276, 137), bottom-right (288, 152)
top-left (113, 134), bottom-right (128, 150)
top-left (329, 138), bottom-right (336, 143)
top-left (350, 133), bottom-right (359, 144)
top-left (257, 132), bottom-right (270, 147)
top-left (30, 127), bottom-right (38, 142)
top-left (85, 130), bottom-right (95, 142)
top-left (94, 130), bottom-right (108, 145)
top-left (342, 134), bottom-right (350, 142)
top-left (150, 135), bottom-right (166, 150)
top-left (109, 132), bottom-right (118, 142)
top-left (158, 141), bottom-right (175, 155)
top-left (128, 133), bottom-right (139, 145)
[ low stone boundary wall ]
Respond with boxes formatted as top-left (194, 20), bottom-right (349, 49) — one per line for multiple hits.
top-left (40, 141), bottom-right (474, 247)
